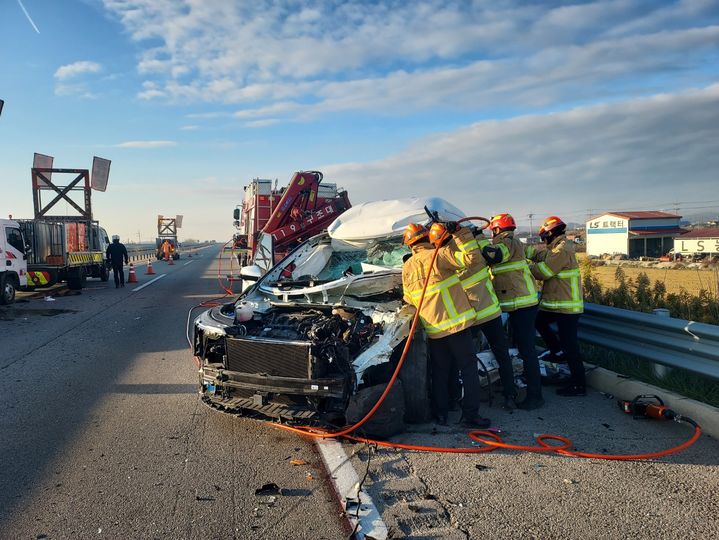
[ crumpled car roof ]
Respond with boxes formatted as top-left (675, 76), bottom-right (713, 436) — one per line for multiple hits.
top-left (327, 197), bottom-right (465, 244)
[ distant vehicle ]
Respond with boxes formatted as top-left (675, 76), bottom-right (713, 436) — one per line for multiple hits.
top-left (1, 217), bottom-right (110, 304)
top-left (156, 216), bottom-right (181, 260)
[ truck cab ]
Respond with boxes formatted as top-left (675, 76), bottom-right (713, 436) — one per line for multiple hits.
top-left (0, 218), bottom-right (29, 304)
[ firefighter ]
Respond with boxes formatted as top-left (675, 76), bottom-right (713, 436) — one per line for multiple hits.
top-left (429, 222), bottom-right (518, 410)
top-left (488, 214), bottom-right (544, 409)
top-left (402, 223), bottom-right (490, 429)
top-left (529, 216), bottom-right (585, 396)
top-left (106, 234), bottom-right (129, 288)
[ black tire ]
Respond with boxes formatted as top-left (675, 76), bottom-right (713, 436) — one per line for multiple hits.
top-left (67, 268), bottom-right (87, 290)
top-left (0, 274), bottom-right (17, 305)
top-left (398, 328), bottom-right (432, 423)
top-left (173, 253), bottom-right (180, 260)
top-left (100, 264), bottom-right (109, 282)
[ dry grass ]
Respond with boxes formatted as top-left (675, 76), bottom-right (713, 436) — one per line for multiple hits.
top-left (588, 265), bottom-right (719, 296)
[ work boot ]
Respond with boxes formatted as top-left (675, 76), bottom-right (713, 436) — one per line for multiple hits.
top-left (501, 395), bottom-right (516, 411)
top-left (556, 385), bottom-right (586, 397)
top-left (459, 415), bottom-right (491, 429)
top-left (516, 396), bottom-right (545, 410)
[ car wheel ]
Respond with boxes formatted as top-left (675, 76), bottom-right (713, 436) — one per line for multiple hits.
top-left (0, 274), bottom-right (17, 305)
top-left (398, 328), bottom-right (432, 423)
top-left (100, 264), bottom-right (109, 282)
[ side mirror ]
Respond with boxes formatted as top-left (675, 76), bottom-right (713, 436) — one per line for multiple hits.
top-left (233, 208), bottom-right (240, 220)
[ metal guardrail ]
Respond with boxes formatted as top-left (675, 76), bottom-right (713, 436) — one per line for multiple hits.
top-left (578, 303), bottom-right (719, 380)
top-left (125, 243), bottom-right (209, 263)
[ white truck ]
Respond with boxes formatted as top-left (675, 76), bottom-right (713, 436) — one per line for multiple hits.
top-left (0, 217), bottom-right (110, 305)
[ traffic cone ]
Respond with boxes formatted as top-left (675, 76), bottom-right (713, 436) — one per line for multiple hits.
top-left (146, 259), bottom-right (156, 275)
top-left (168, 256), bottom-right (175, 266)
top-left (128, 263), bottom-right (138, 283)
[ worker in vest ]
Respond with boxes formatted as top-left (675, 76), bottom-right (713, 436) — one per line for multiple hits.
top-left (488, 214), bottom-right (544, 409)
top-left (429, 222), bottom-right (518, 410)
top-left (402, 223), bottom-right (490, 429)
top-left (161, 239), bottom-right (172, 261)
top-left (529, 216), bottom-right (585, 396)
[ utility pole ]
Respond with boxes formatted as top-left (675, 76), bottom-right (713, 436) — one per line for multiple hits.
top-left (137, 230), bottom-right (141, 244)
top-left (527, 213), bottom-right (534, 235)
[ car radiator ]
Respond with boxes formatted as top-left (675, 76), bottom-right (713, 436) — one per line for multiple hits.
top-left (225, 336), bottom-right (312, 378)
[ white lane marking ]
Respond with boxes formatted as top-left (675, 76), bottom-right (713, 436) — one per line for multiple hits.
top-left (183, 260), bottom-right (195, 266)
top-left (131, 274), bottom-right (167, 292)
top-left (316, 438), bottom-right (388, 540)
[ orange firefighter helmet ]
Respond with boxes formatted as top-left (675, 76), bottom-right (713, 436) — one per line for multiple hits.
top-left (403, 223), bottom-right (429, 246)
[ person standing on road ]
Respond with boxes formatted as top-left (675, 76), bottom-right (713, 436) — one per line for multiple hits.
top-left (434, 221), bottom-right (518, 410)
top-left (161, 239), bottom-right (172, 261)
top-left (528, 216), bottom-right (585, 397)
top-left (488, 214), bottom-right (544, 409)
top-left (402, 223), bottom-right (490, 429)
top-left (106, 235), bottom-right (129, 288)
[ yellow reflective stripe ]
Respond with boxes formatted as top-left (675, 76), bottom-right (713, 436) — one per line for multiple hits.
top-left (459, 239), bottom-right (480, 252)
top-left (408, 274), bottom-right (461, 300)
top-left (441, 288), bottom-right (459, 318)
top-left (557, 268), bottom-right (581, 278)
top-left (540, 299), bottom-right (583, 312)
top-left (526, 245), bottom-right (536, 259)
top-left (424, 309), bottom-right (477, 335)
top-left (460, 267), bottom-right (490, 289)
top-left (491, 260), bottom-right (529, 274)
top-left (475, 301), bottom-right (501, 321)
top-left (499, 294), bottom-right (539, 309)
top-left (476, 238), bottom-right (490, 249)
top-left (497, 242), bottom-right (510, 261)
top-left (522, 268), bottom-right (537, 296)
top-left (537, 261), bottom-right (554, 278)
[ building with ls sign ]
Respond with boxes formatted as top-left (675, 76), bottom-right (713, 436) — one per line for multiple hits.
top-left (586, 211), bottom-right (683, 258)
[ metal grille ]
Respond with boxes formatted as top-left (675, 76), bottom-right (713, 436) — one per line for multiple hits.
top-left (225, 337), bottom-right (311, 378)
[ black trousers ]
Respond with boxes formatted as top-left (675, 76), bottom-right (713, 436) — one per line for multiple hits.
top-left (428, 328), bottom-right (480, 418)
top-left (535, 310), bottom-right (585, 387)
top-left (472, 316), bottom-right (515, 398)
top-left (112, 263), bottom-right (125, 287)
top-left (507, 306), bottom-right (542, 399)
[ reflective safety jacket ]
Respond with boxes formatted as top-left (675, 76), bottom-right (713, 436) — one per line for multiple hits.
top-left (529, 235), bottom-right (583, 314)
top-left (452, 231), bottom-right (504, 325)
top-left (490, 231), bottom-right (539, 312)
top-left (402, 228), bottom-right (478, 339)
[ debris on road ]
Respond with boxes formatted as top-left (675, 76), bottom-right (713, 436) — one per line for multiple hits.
top-left (255, 483), bottom-right (281, 496)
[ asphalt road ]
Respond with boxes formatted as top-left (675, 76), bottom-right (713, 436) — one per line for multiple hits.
top-left (0, 247), bottom-right (346, 540)
top-left (345, 379), bottom-right (719, 539)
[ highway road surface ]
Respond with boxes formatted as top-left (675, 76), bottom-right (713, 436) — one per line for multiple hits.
top-left (2, 246), bottom-right (718, 539)
top-left (0, 247), bottom-right (346, 539)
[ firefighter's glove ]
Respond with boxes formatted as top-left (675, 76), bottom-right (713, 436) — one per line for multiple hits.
top-left (445, 221), bottom-right (458, 234)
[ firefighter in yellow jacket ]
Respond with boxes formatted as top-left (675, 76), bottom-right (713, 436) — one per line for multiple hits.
top-left (402, 223), bottom-right (490, 429)
top-left (529, 216), bottom-right (585, 397)
top-left (429, 221), bottom-right (518, 410)
top-left (489, 214), bottom-right (544, 409)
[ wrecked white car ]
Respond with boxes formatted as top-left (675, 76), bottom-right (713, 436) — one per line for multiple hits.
top-left (192, 198), bottom-right (465, 431)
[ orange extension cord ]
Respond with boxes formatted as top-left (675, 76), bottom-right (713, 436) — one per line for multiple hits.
top-left (201, 226), bottom-right (702, 461)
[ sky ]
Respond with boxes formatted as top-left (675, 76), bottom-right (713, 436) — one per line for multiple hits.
top-left (1, 0), bottom-right (718, 242)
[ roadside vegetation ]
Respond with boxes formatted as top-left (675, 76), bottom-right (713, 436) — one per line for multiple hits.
top-left (581, 260), bottom-right (719, 324)
top-left (577, 260), bottom-right (719, 407)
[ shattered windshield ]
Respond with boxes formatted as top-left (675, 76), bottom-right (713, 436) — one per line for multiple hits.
top-left (316, 239), bottom-right (409, 281)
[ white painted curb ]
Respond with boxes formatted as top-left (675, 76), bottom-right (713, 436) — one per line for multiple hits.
top-left (586, 365), bottom-right (719, 439)
top-left (316, 438), bottom-right (388, 540)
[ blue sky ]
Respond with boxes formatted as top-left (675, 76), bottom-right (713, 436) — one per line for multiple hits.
top-left (1, 0), bottom-right (718, 241)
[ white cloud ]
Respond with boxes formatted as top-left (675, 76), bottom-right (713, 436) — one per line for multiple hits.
top-left (114, 140), bottom-right (177, 148)
top-left (54, 61), bottom-right (102, 79)
top-left (180, 125), bottom-right (199, 130)
top-left (323, 86), bottom-right (719, 226)
top-left (101, 0), bottom-right (719, 124)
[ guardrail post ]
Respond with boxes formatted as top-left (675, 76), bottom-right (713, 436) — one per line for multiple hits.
top-left (652, 308), bottom-right (672, 379)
